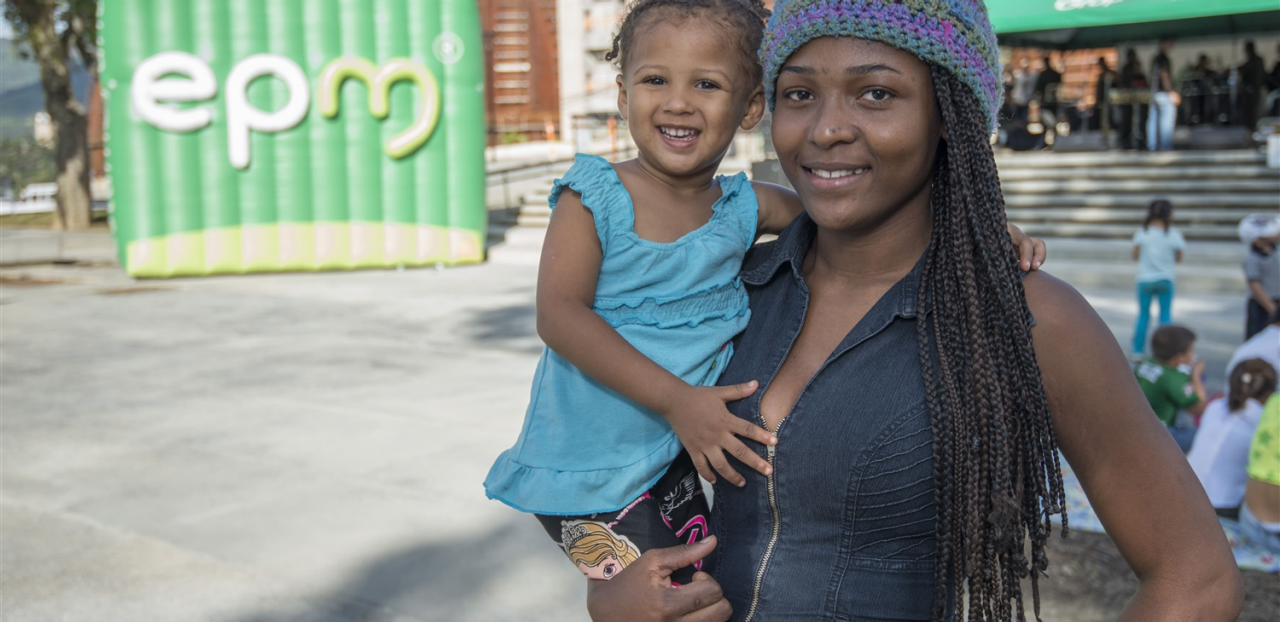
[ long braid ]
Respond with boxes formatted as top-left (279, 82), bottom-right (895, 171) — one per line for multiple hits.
top-left (918, 64), bottom-right (1067, 621)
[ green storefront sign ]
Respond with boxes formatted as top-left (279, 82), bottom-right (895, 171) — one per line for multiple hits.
top-left (988, 0), bottom-right (1280, 48)
top-left (100, 0), bottom-right (486, 277)
top-left (988, 0), bottom-right (1280, 33)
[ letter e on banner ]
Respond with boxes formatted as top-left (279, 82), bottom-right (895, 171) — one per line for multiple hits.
top-left (132, 51), bottom-right (217, 132)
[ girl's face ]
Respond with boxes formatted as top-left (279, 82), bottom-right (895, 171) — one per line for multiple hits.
top-left (576, 554), bottom-right (623, 580)
top-left (771, 37), bottom-right (942, 234)
top-left (617, 16), bottom-right (764, 179)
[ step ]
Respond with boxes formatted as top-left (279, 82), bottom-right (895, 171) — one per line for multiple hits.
top-left (994, 149), bottom-right (1265, 168)
top-left (997, 165), bottom-right (1280, 181)
top-left (516, 214), bottom-right (551, 227)
top-left (485, 225), bottom-right (548, 266)
top-left (1004, 193), bottom-right (1279, 209)
top-left (1011, 222), bottom-right (1240, 240)
top-left (1001, 178), bottom-right (1280, 194)
top-left (1004, 207), bottom-right (1258, 224)
top-left (1044, 262), bottom-right (1244, 295)
top-left (1031, 237), bottom-right (1247, 266)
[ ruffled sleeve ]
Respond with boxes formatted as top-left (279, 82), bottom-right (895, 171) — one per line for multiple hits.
top-left (548, 154), bottom-right (630, 255)
top-left (715, 172), bottom-right (759, 252)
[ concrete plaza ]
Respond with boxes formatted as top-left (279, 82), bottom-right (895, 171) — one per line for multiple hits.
top-left (0, 229), bottom-right (1251, 622)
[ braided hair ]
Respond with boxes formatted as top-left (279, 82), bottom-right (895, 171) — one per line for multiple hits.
top-left (606, 0), bottom-right (771, 87)
top-left (917, 63), bottom-right (1068, 621)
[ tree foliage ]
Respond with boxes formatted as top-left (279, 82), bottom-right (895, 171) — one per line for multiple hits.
top-left (0, 137), bottom-right (57, 193)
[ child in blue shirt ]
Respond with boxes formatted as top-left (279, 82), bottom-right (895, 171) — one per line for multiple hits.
top-left (484, 0), bottom-right (1045, 586)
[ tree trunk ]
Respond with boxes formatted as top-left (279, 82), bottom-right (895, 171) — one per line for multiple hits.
top-left (51, 103), bottom-right (92, 230)
top-left (19, 0), bottom-right (93, 231)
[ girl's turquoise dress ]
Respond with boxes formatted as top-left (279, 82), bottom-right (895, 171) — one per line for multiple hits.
top-left (484, 154), bottom-right (758, 515)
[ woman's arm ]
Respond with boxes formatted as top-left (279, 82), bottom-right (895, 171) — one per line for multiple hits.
top-left (1023, 272), bottom-right (1244, 621)
top-left (537, 191), bottom-right (775, 486)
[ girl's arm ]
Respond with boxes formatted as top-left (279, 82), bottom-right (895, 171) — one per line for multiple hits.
top-left (1023, 271), bottom-right (1244, 621)
top-left (751, 181), bottom-right (804, 237)
top-left (537, 190), bottom-right (776, 487)
top-left (752, 180), bottom-right (1048, 269)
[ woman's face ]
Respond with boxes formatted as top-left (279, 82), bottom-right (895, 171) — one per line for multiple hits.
top-left (771, 37), bottom-right (942, 235)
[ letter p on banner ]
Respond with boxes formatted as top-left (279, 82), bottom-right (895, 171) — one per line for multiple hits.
top-left (100, 0), bottom-right (487, 277)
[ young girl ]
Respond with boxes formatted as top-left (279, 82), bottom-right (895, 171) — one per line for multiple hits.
top-left (1188, 358), bottom-right (1277, 519)
top-left (1131, 199), bottom-right (1185, 355)
top-left (484, 0), bottom-right (1044, 585)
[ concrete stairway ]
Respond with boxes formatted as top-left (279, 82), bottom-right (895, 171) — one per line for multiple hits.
top-left (1033, 237), bottom-right (1246, 295)
top-left (997, 150), bottom-right (1280, 241)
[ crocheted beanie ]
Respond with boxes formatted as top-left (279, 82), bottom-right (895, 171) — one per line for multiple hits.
top-left (761, 0), bottom-right (1002, 129)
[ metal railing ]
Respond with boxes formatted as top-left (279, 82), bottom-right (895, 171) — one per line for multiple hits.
top-left (485, 144), bottom-right (637, 210)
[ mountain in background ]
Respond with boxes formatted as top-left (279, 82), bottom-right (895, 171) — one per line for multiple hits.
top-left (0, 38), bottom-right (91, 140)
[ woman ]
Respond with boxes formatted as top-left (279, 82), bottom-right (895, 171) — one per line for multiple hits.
top-left (1131, 199), bottom-right (1185, 356)
top-left (588, 1), bottom-right (1242, 620)
top-left (1187, 358), bottom-right (1276, 519)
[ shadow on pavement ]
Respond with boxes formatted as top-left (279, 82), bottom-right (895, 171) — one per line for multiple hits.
top-left (458, 303), bottom-right (542, 355)
top-left (235, 517), bottom-right (582, 622)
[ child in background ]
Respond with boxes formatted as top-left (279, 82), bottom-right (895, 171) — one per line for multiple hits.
top-left (1241, 393), bottom-right (1280, 553)
top-left (1135, 325), bottom-right (1207, 452)
top-left (1239, 213), bottom-right (1280, 340)
top-left (483, 0), bottom-right (1046, 586)
top-left (1187, 358), bottom-right (1276, 520)
top-left (1130, 199), bottom-right (1184, 356)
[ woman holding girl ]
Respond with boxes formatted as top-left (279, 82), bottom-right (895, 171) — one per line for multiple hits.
top-left (483, 0), bottom-right (1045, 589)
top-left (589, 1), bottom-right (1242, 620)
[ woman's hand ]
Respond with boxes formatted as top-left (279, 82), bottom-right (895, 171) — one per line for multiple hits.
top-left (587, 537), bottom-right (731, 622)
top-left (661, 382), bottom-right (777, 487)
top-left (1006, 223), bottom-right (1047, 271)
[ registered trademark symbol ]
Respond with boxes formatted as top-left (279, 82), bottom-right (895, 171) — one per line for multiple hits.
top-left (434, 32), bottom-right (464, 65)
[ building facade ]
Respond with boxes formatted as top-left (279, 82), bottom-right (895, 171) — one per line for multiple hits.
top-left (480, 0), bottom-right (562, 144)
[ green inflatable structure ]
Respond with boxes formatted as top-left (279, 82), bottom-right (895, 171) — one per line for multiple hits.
top-left (100, 0), bottom-right (487, 277)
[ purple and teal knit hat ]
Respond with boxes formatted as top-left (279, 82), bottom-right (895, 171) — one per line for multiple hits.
top-left (761, 0), bottom-right (1003, 130)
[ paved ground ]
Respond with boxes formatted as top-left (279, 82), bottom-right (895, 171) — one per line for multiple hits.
top-left (0, 229), bottom-right (1257, 621)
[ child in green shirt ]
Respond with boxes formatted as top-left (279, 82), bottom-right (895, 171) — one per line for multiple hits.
top-left (1135, 325), bottom-right (1207, 452)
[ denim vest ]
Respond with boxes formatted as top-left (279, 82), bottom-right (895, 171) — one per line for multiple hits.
top-left (712, 214), bottom-right (949, 621)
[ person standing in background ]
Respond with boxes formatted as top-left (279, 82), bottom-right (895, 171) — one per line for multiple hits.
top-left (1132, 199), bottom-right (1185, 355)
top-left (1033, 55), bottom-right (1061, 109)
top-left (1095, 56), bottom-right (1117, 133)
top-left (1148, 37), bottom-right (1179, 151)
top-left (1240, 214), bottom-right (1280, 340)
top-left (1118, 48), bottom-right (1147, 149)
top-left (1238, 41), bottom-right (1267, 131)
top-left (1269, 43), bottom-right (1280, 116)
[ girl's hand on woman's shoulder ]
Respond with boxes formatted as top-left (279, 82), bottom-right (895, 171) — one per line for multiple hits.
top-left (1006, 223), bottom-right (1047, 271)
top-left (586, 537), bottom-right (731, 622)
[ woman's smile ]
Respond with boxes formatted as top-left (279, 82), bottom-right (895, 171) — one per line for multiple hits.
top-left (801, 162), bottom-right (871, 190)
